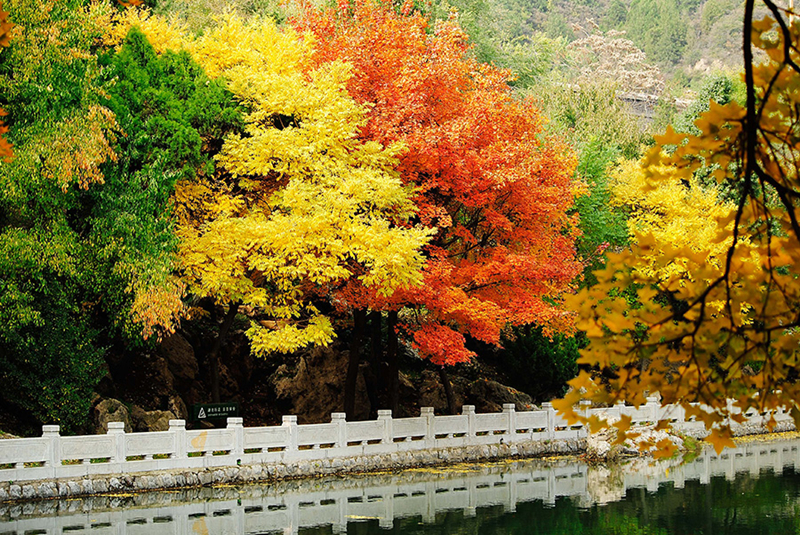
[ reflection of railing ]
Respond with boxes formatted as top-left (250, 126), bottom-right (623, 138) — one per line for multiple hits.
top-left (2, 438), bottom-right (799, 534)
top-left (0, 398), bottom-right (793, 484)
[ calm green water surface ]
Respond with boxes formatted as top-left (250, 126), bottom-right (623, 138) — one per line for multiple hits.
top-left (382, 471), bottom-right (800, 535)
top-left (2, 438), bottom-right (799, 534)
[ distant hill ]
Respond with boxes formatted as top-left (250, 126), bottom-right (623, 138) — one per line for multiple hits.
top-left (432, 0), bottom-right (751, 85)
top-left (157, 0), bottom-right (754, 86)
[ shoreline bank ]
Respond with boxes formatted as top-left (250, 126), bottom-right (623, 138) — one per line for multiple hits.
top-left (0, 438), bottom-right (584, 504)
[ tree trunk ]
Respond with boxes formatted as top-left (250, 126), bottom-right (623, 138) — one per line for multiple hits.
top-left (362, 311), bottom-right (380, 419)
top-left (369, 310), bottom-right (385, 412)
top-left (344, 308), bottom-right (367, 419)
top-left (209, 303), bottom-right (239, 404)
top-left (387, 311), bottom-right (399, 415)
top-left (438, 366), bottom-right (457, 415)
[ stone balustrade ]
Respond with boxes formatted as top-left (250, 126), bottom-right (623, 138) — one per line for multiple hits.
top-left (2, 438), bottom-right (799, 534)
top-left (0, 398), bottom-right (792, 485)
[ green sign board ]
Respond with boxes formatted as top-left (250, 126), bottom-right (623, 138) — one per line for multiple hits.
top-left (191, 402), bottom-right (240, 421)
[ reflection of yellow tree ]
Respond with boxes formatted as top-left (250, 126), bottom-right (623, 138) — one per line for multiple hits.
top-left (555, 4), bottom-right (800, 456)
top-left (105, 12), bottom-right (431, 355)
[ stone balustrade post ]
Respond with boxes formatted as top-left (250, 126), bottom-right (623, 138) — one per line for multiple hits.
top-left (228, 417), bottom-right (244, 456)
top-left (42, 425), bottom-right (60, 475)
top-left (378, 410), bottom-right (393, 445)
top-left (331, 412), bottom-right (347, 449)
top-left (421, 407), bottom-right (435, 448)
top-left (646, 395), bottom-right (660, 423)
top-left (542, 403), bottom-right (555, 440)
top-left (283, 415), bottom-right (298, 453)
top-left (170, 420), bottom-right (186, 460)
top-left (580, 400), bottom-right (591, 419)
top-left (462, 405), bottom-right (476, 440)
top-left (107, 422), bottom-right (126, 465)
top-left (615, 400), bottom-right (626, 420)
top-left (503, 404), bottom-right (516, 439)
top-left (579, 400), bottom-right (592, 438)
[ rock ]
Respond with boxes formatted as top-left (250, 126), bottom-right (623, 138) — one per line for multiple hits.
top-left (157, 333), bottom-right (199, 388)
top-left (21, 485), bottom-right (35, 499)
top-left (217, 363), bottom-right (241, 401)
top-left (67, 481), bottom-right (81, 495)
top-left (198, 471), bottom-right (212, 486)
top-left (271, 346), bottom-right (369, 423)
top-left (37, 483), bottom-right (55, 498)
top-left (131, 405), bottom-right (176, 432)
top-left (418, 370), bottom-right (467, 413)
top-left (168, 395), bottom-right (188, 421)
top-left (93, 398), bottom-right (132, 434)
top-left (586, 425), bottom-right (622, 461)
top-left (586, 415), bottom-right (685, 461)
top-left (111, 351), bottom-right (175, 411)
top-left (466, 379), bottom-right (533, 413)
top-left (81, 479), bottom-right (94, 495)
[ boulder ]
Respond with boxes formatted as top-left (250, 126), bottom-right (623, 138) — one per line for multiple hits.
top-left (466, 379), bottom-right (534, 413)
top-left (586, 424), bottom-right (623, 462)
top-left (93, 398), bottom-right (132, 434)
top-left (585, 415), bottom-right (686, 461)
top-left (167, 394), bottom-right (189, 421)
top-left (271, 346), bottom-right (369, 423)
top-left (217, 362), bottom-right (240, 401)
top-left (131, 406), bottom-right (176, 432)
top-left (157, 333), bottom-right (199, 388)
top-left (418, 370), bottom-right (467, 414)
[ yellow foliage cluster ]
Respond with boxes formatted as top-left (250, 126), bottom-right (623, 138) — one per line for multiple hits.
top-left (610, 158), bottom-right (734, 282)
top-left (104, 11), bottom-right (431, 355)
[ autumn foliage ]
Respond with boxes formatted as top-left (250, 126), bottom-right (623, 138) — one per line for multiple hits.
top-left (555, 6), bottom-right (800, 455)
top-left (0, 0), bottom-right (586, 428)
top-left (294, 0), bottom-right (582, 364)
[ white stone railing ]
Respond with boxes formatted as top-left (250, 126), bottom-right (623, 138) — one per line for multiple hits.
top-left (3, 438), bottom-right (799, 534)
top-left (0, 397), bottom-right (792, 484)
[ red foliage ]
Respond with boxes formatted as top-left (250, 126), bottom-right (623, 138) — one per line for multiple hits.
top-left (293, 0), bottom-right (582, 363)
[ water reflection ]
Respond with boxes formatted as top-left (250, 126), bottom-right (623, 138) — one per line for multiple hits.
top-left (2, 437), bottom-right (800, 534)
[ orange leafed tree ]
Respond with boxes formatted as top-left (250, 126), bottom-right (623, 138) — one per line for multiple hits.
top-left (293, 0), bottom-right (582, 412)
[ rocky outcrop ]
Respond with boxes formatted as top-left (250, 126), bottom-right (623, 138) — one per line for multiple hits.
top-left (271, 347), bottom-right (369, 423)
top-left (466, 379), bottom-right (535, 412)
top-left (131, 406), bottom-right (176, 432)
top-left (92, 398), bottom-right (132, 434)
top-left (418, 370), bottom-right (467, 413)
top-left (585, 416), bottom-right (685, 461)
top-left (417, 372), bottom-right (535, 415)
top-left (156, 333), bottom-right (198, 391)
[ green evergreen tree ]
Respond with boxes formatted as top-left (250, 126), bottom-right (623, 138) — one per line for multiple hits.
top-left (0, 1), bottom-right (241, 432)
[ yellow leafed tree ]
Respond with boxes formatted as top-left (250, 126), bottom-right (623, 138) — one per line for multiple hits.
top-left (106, 11), bottom-right (431, 356)
top-left (555, 3), bottom-right (800, 456)
top-left (610, 158), bottom-right (735, 282)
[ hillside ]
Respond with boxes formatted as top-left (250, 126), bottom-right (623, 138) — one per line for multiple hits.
top-left (429, 0), bottom-right (751, 85)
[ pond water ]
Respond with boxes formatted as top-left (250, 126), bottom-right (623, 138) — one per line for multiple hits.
top-left (2, 437), bottom-right (800, 535)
